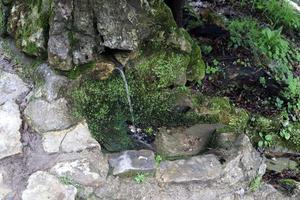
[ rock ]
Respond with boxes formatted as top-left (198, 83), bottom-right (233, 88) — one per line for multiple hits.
top-left (108, 150), bottom-right (156, 176)
top-left (50, 159), bottom-right (103, 187)
top-left (90, 60), bottom-right (115, 80)
top-left (0, 101), bottom-right (22, 160)
top-left (21, 171), bottom-right (77, 200)
top-left (42, 122), bottom-right (100, 153)
top-left (155, 124), bottom-right (219, 157)
top-left (7, 1), bottom-right (53, 56)
top-left (218, 134), bottom-right (266, 186)
top-left (215, 132), bottom-right (237, 149)
top-left (47, 0), bottom-right (175, 70)
top-left (34, 64), bottom-right (69, 102)
top-left (24, 98), bottom-right (75, 133)
top-left (156, 154), bottom-right (222, 183)
top-left (266, 157), bottom-right (298, 173)
top-left (0, 70), bottom-right (29, 104)
top-left (0, 173), bottom-right (12, 200)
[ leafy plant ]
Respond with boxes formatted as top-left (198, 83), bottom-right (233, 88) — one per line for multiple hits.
top-left (155, 155), bottom-right (163, 166)
top-left (134, 173), bottom-right (146, 184)
top-left (258, 132), bottom-right (273, 147)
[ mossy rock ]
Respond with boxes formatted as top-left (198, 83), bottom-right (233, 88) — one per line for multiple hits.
top-left (7, 0), bottom-right (53, 57)
top-left (196, 96), bottom-right (249, 133)
top-left (0, 1), bottom-right (5, 35)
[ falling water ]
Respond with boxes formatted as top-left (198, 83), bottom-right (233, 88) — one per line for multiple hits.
top-left (116, 67), bottom-right (135, 127)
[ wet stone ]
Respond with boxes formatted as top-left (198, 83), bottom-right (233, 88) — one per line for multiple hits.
top-left (108, 150), bottom-right (156, 176)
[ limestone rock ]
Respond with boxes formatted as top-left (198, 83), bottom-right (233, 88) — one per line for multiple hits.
top-left (108, 150), bottom-right (156, 176)
top-left (7, 0), bottom-right (53, 56)
top-left (24, 98), bottom-right (75, 133)
top-left (0, 101), bottom-right (22, 160)
top-left (218, 134), bottom-right (266, 186)
top-left (50, 159), bottom-right (103, 187)
top-left (0, 70), bottom-right (29, 104)
top-left (155, 124), bottom-right (219, 157)
top-left (22, 171), bottom-right (77, 200)
top-left (42, 122), bottom-right (100, 153)
top-left (156, 154), bottom-right (222, 183)
top-left (34, 64), bottom-right (69, 102)
top-left (0, 173), bottom-right (12, 200)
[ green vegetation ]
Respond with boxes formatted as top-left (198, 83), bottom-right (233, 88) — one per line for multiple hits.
top-left (0, 1), bottom-right (5, 35)
top-left (227, 14), bottom-right (300, 150)
top-left (249, 176), bottom-right (263, 192)
top-left (155, 154), bottom-right (163, 166)
top-left (251, 0), bottom-right (300, 30)
top-left (134, 173), bottom-right (146, 184)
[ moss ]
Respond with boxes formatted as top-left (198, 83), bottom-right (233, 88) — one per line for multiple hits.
top-left (68, 47), bottom-right (204, 151)
top-left (187, 42), bottom-right (206, 82)
top-left (13, 0), bottom-right (53, 57)
top-left (196, 96), bottom-right (249, 133)
top-left (0, 1), bottom-right (5, 35)
top-left (150, 0), bottom-right (177, 31)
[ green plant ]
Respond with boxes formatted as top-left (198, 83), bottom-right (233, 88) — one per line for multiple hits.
top-left (252, 0), bottom-right (300, 30)
top-left (155, 155), bottom-right (163, 166)
top-left (134, 173), bottom-right (146, 184)
top-left (258, 132), bottom-right (273, 147)
top-left (249, 176), bottom-right (263, 192)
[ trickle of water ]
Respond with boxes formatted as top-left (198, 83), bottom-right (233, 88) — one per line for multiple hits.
top-left (116, 67), bottom-right (135, 127)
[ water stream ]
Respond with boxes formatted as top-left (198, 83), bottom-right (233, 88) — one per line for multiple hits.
top-left (116, 67), bottom-right (135, 127)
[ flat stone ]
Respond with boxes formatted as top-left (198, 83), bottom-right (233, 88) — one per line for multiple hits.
top-left (22, 171), bottom-right (77, 200)
top-left (24, 98), bottom-right (75, 133)
top-left (266, 157), bottom-right (298, 173)
top-left (156, 154), bottom-right (222, 183)
top-left (42, 122), bottom-right (100, 153)
top-left (0, 101), bottom-right (22, 160)
top-left (0, 70), bottom-right (29, 104)
top-left (155, 124), bottom-right (219, 157)
top-left (50, 159), bottom-right (102, 187)
top-left (108, 150), bottom-right (156, 176)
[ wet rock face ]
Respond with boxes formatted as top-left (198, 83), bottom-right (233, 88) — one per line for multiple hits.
top-left (108, 150), bottom-right (156, 176)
